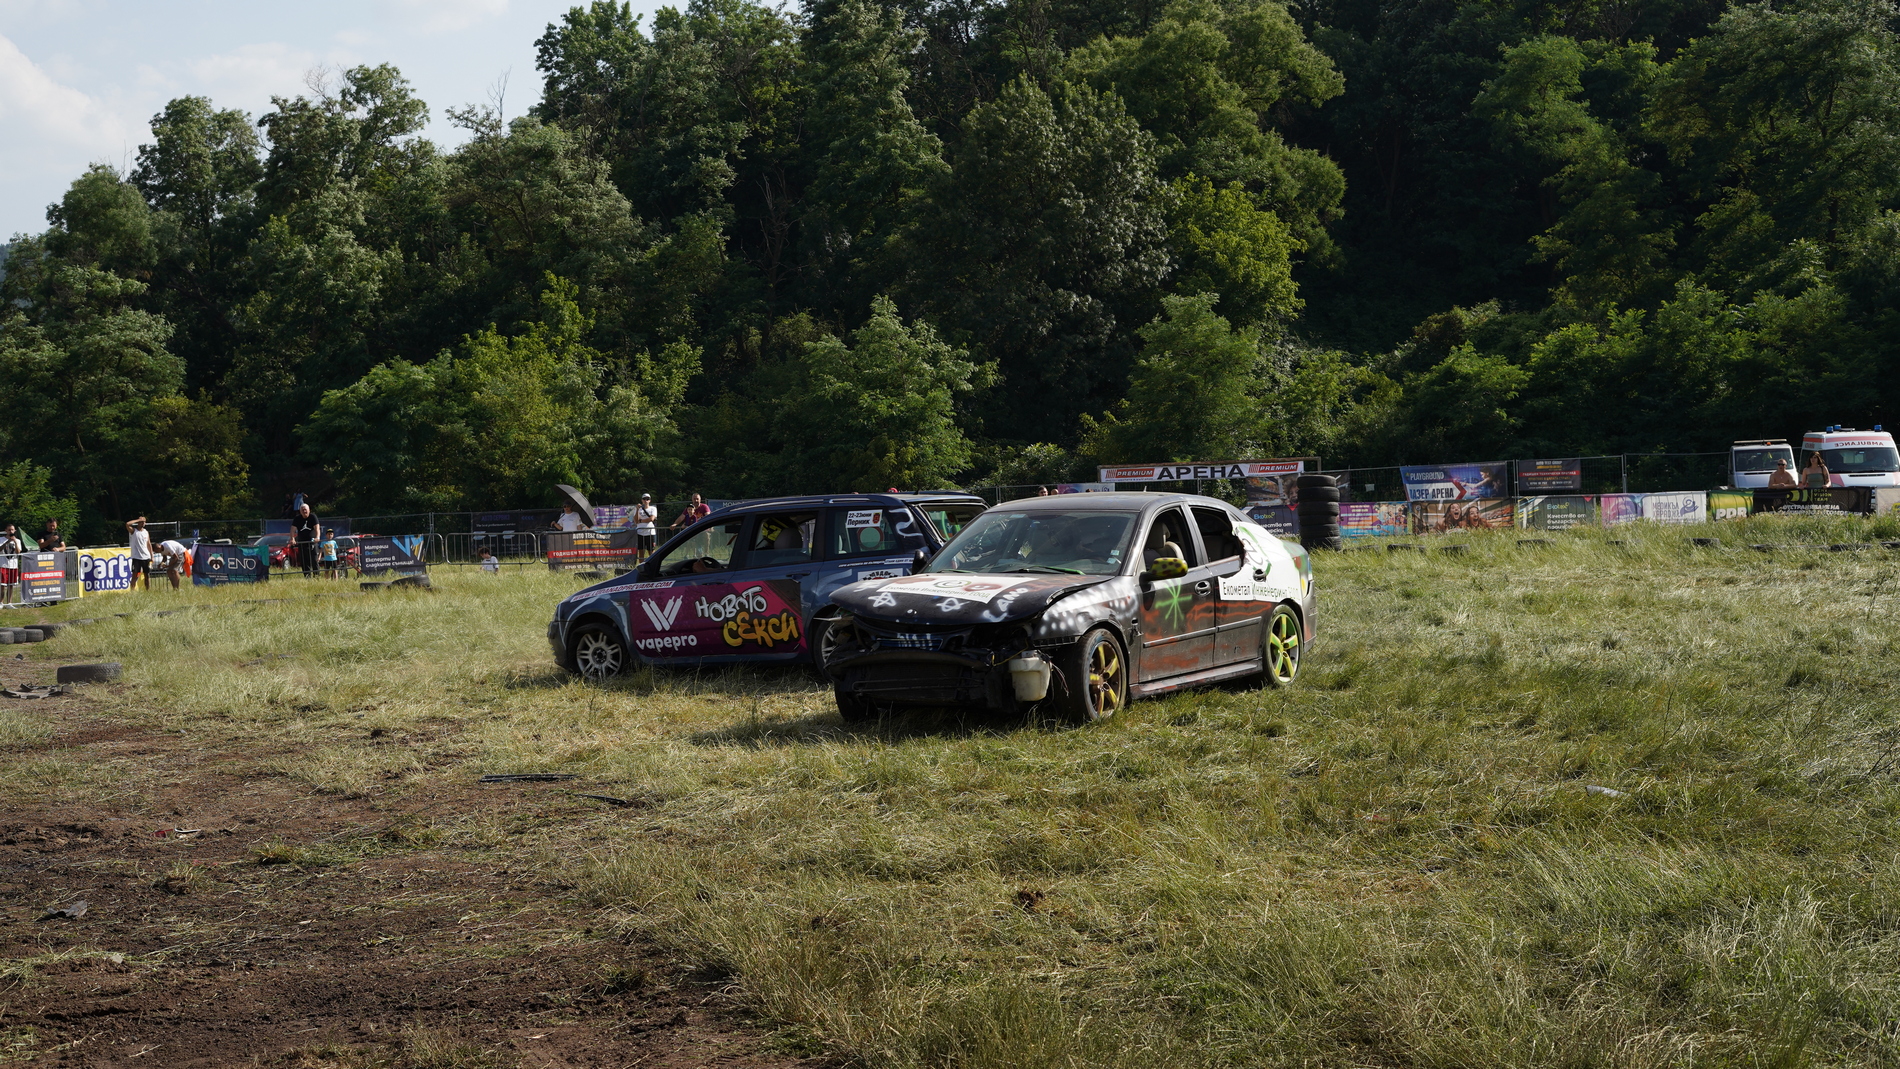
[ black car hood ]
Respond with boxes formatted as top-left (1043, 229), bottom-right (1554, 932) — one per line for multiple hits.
top-left (831, 572), bottom-right (1112, 625)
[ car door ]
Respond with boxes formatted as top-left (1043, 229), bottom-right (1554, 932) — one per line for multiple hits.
top-left (625, 517), bottom-right (746, 661)
top-left (697, 510), bottom-right (821, 661)
top-left (1135, 506), bottom-right (1217, 679)
top-left (818, 506), bottom-right (918, 601)
top-left (1195, 505), bottom-right (1269, 666)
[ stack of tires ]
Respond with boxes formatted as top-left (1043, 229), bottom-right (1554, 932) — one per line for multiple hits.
top-left (1297, 474), bottom-right (1342, 552)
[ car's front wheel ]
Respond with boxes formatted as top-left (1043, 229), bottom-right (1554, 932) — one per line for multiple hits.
top-left (1054, 628), bottom-right (1128, 723)
top-left (569, 623), bottom-right (629, 679)
top-left (1262, 604), bottom-right (1302, 687)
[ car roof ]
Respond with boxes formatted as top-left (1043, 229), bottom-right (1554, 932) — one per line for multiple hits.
top-left (706, 492), bottom-right (985, 519)
top-left (982, 491), bottom-right (1239, 513)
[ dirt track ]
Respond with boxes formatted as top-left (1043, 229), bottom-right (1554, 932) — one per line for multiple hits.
top-left (0, 680), bottom-right (814, 1068)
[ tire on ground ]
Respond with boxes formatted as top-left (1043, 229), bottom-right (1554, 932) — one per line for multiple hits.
top-left (568, 622), bottom-right (629, 680)
top-left (834, 687), bottom-right (876, 723)
top-left (1052, 627), bottom-right (1129, 724)
top-left (57, 663), bottom-right (122, 684)
top-left (11, 629), bottom-right (44, 643)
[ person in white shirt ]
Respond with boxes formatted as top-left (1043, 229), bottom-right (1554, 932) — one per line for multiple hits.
top-left (479, 548), bottom-right (501, 574)
top-left (126, 517), bottom-right (154, 589)
top-left (154, 539), bottom-right (189, 590)
top-left (632, 493), bottom-right (658, 560)
top-left (555, 504), bottom-right (592, 533)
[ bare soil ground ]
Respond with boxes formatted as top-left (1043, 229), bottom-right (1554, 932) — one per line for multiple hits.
top-left (0, 671), bottom-right (815, 1069)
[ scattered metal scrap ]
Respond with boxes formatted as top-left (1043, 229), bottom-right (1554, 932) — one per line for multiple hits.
top-left (2, 684), bottom-right (66, 699)
top-left (40, 900), bottom-right (88, 920)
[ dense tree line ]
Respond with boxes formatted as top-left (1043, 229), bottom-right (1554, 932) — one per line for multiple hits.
top-left (4, 0), bottom-right (1898, 539)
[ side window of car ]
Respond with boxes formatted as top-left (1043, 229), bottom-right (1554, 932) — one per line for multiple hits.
top-left (825, 507), bottom-right (903, 559)
top-left (654, 520), bottom-right (744, 577)
top-left (1192, 506), bottom-right (1242, 562)
top-left (746, 512), bottom-right (819, 567)
top-left (1141, 508), bottom-right (1201, 568)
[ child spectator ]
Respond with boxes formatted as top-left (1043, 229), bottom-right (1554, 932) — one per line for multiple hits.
top-left (320, 533), bottom-right (339, 579)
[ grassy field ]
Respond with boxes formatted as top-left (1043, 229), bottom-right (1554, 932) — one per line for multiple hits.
top-left (9, 513), bottom-right (1900, 1067)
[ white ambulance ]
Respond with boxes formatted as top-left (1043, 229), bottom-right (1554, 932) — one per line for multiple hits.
top-left (1801, 426), bottom-right (1900, 488)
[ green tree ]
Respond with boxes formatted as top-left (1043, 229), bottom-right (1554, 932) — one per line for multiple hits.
top-left (1168, 174), bottom-right (1302, 327)
top-left (1080, 292), bottom-right (1271, 464)
top-left (0, 462), bottom-right (81, 536)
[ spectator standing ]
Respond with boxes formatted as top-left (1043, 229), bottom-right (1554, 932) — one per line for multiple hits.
top-left (1768, 459), bottom-right (1797, 488)
top-left (126, 517), bottom-right (153, 589)
top-left (479, 548), bottom-right (501, 574)
top-left (1802, 452), bottom-right (1831, 488)
top-left (556, 503), bottom-right (592, 532)
top-left (38, 519), bottom-right (65, 551)
top-left (154, 538), bottom-right (189, 590)
top-left (632, 493), bottom-right (658, 560)
top-left (320, 532), bottom-right (340, 579)
top-left (291, 503), bottom-right (320, 578)
top-left (0, 525), bottom-right (21, 604)
top-left (672, 493), bottom-right (710, 531)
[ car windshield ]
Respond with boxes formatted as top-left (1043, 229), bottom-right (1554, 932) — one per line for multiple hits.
top-left (925, 510), bottom-right (1137, 576)
top-left (918, 502), bottom-right (985, 541)
top-left (1820, 447), bottom-right (1899, 473)
top-left (1733, 447), bottom-right (1793, 473)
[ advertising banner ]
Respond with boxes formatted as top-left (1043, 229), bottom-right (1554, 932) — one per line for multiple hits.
top-left (1708, 489), bottom-right (1753, 521)
top-left (1400, 462), bottom-right (1509, 502)
top-left (625, 578), bottom-right (805, 658)
top-left (1339, 502), bottom-right (1408, 540)
top-left (1411, 499), bottom-right (1514, 533)
top-left (1051, 483), bottom-right (1113, 494)
top-left (545, 530), bottom-right (639, 570)
top-left (1516, 496), bottom-right (1598, 531)
top-left (1876, 488), bottom-right (1900, 517)
top-left (1099, 459), bottom-right (1307, 485)
top-left (1640, 491), bottom-right (1708, 526)
top-left (191, 544), bottom-right (270, 585)
top-left (1751, 488), bottom-right (1875, 516)
top-left (1599, 494), bottom-right (1642, 527)
top-left (78, 548), bottom-right (133, 594)
top-left (19, 552), bottom-right (65, 603)
top-left (1515, 458), bottom-right (1583, 493)
top-left (1244, 505), bottom-right (1299, 539)
top-left (359, 536), bottom-right (428, 575)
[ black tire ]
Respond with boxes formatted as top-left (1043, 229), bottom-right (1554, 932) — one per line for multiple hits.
top-left (12, 629), bottom-right (44, 643)
top-left (1261, 604), bottom-right (1303, 687)
top-left (834, 687), bottom-right (877, 723)
top-left (808, 614), bottom-right (849, 676)
top-left (1296, 474), bottom-right (1337, 490)
top-left (0, 632), bottom-right (12, 645)
top-left (1299, 485), bottom-right (1342, 503)
top-left (1053, 628), bottom-right (1129, 723)
top-left (57, 663), bottom-right (121, 684)
top-left (569, 623), bottom-right (629, 680)
top-left (30, 623), bottom-right (63, 638)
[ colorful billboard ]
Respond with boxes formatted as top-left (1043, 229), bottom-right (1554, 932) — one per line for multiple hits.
top-left (1515, 458), bottom-right (1583, 493)
top-left (1411, 499), bottom-right (1514, 533)
top-left (1400, 462), bottom-right (1509, 502)
top-left (1707, 489), bottom-right (1753, 521)
top-left (1640, 491), bottom-right (1708, 525)
top-left (1516, 496), bottom-right (1598, 531)
top-left (1245, 505), bottom-right (1299, 539)
top-left (1600, 494), bottom-right (1642, 527)
top-left (1340, 502), bottom-right (1408, 540)
top-left (79, 547), bottom-right (134, 594)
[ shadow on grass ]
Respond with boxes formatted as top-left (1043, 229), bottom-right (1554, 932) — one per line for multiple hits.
top-left (693, 702), bottom-right (1041, 748)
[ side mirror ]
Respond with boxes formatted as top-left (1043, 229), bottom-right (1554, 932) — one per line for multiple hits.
top-left (1141, 556), bottom-right (1188, 587)
top-left (911, 550), bottom-right (930, 574)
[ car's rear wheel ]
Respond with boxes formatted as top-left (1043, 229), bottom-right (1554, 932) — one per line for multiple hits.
top-left (570, 623), bottom-right (628, 679)
top-left (834, 687), bottom-right (877, 723)
top-left (809, 614), bottom-right (850, 676)
top-left (1055, 628), bottom-right (1128, 723)
top-left (1262, 604), bottom-right (1302, 687)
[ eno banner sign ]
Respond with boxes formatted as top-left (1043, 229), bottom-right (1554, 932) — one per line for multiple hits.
top-left (79, 547), bottom-right (134, 594)
top-left (1098, 458), bottom-right (1308, 484)
top-left (1400, 462), bottom-right (1509, 501)
top-left (191, 544), bottom-right (270, 585)
top-left (1515, 458), bottom-right (1583, 493)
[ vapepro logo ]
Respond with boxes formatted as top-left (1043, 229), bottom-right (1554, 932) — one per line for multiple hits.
top-left (640, 596), bottom-right (684, 631)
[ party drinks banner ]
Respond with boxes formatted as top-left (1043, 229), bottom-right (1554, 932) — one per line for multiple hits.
top-left (1340, 502), bottom-right (1408, 539)
top-left (1516, 496), bottom-right (1598, 531)
top-left (1400, 462), bottom-right (1509, 501)
top-left (78, 547), bottom-right (133, 594)
top-left (1515, 458), bottom-right (1583, 493)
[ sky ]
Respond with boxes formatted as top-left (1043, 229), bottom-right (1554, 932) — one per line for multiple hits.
top-left (0, 0), bottom-right (666, 240)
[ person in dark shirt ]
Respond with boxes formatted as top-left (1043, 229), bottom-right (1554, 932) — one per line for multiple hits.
top-left (291, 503), bottom-right (321, 577)
top-left (38, 519), bottom-right (66, 551)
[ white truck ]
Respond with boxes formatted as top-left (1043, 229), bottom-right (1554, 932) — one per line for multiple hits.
top-left (1729, 439), bottom-right (1796, 488)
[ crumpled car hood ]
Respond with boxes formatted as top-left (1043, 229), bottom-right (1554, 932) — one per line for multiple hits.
top-left (831, 572), bottom-right (1112, 625)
